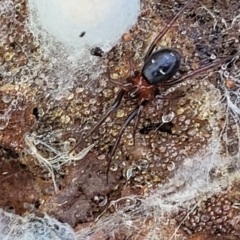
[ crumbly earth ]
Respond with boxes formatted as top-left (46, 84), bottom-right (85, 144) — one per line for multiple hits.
top-left (1, 0), bottom-right (240, 239)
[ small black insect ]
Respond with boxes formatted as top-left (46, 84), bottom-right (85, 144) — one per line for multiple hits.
top-left (79, 31), bottom-right (86, 38)
top-left (90, 47), bottom-right (104, 57)
top-left (71, 0), bottom-right (234, 183)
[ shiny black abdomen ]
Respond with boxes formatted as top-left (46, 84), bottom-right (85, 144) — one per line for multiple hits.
top-left (142, 48), bottom-right (181, 85)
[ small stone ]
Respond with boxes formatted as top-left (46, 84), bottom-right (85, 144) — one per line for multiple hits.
top-left (224, 78), bottom-right (236, 89)
top-left (116, 109), bottom-right (125, 118)
top-left (122, 33), bottom-right (132, 42)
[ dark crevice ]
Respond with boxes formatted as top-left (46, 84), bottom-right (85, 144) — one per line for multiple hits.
top-left (139, 122), bottom-right (174, 134)
top-left (32, 107), bottom-right (39, 120)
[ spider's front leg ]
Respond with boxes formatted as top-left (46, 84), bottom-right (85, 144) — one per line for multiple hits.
top-left (144, 0), bottom-right (195, 61)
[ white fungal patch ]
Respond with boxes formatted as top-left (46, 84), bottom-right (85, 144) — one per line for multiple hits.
top-left (29, 0), bottom-right (140, 51)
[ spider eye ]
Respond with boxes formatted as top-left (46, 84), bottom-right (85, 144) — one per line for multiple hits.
top-left (142, 48), bottom-right (181, 85)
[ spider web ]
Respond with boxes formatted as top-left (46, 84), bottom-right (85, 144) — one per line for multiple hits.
top-left (1, 0), bottom-right (240, 240)
top-left (74, 1), bottom-right (240, 239)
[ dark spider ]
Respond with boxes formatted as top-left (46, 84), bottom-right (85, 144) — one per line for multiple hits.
top-left (71, 0), bottom-right (234, 183)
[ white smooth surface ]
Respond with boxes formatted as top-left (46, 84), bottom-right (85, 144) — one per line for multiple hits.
top-left (33, 0), bottom-right (140, 50)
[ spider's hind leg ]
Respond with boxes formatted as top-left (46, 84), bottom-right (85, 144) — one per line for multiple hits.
top-left (106, 104), bottom-right (144, 183)
top-left (70, 89), bottom-right (126, 154)
top-left (161, 55), bottom-right (236, 87)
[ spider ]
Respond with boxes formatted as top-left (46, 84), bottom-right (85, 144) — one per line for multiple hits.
top-left (72, 0), bottom-right (234, 182)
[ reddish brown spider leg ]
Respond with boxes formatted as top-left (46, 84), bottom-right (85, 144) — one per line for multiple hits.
top-left (144, 0), bottom-right (194, 61)
top-left (157, 94), bottom-right (186, 101)
top-left (106, 104), bottom-right (144, 183)
top-left (70, 89), bottom-right (126, 154)
top-left (162, 55), bottom-right (236, 87)
top-left (109, 55), bottom-right (136, 87)
top-left (132, 103), bottom-right (144, 146)
top-left (109, 78), bottom-right (124, 87)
